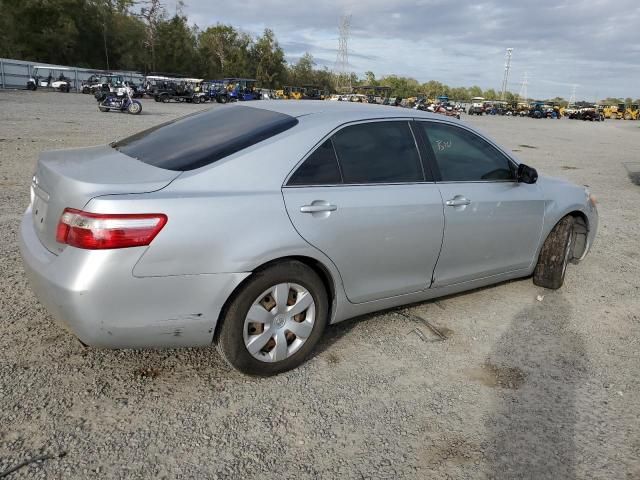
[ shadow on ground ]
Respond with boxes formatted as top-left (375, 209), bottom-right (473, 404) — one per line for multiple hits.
top-left (486, 293), bottom-right (588, 479)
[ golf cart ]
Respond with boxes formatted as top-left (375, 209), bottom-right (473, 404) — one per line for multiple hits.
top-left (26, 66), bottom-right (73, 92)
top-left (468, 97), bottom-right (485, 115)
top-left (81, 73), bottom-right (125, 95)
top-left (224, 78), bottom-right (260, 101)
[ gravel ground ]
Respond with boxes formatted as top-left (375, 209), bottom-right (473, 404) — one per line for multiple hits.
top-left (0, 91), bottom-right (638, 479)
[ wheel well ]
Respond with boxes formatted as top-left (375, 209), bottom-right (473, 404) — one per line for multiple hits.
top-left (567, 211), bottom-right (589, 260)
top-left (213, 256), bottom-right (337, 341)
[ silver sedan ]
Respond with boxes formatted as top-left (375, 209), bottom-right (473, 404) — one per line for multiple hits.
top-left (19, 102), bottom-right (598, 375)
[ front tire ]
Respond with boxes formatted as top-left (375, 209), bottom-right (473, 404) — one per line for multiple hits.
top-left (127, 101), bottom-right (142, 115)
top-left (533, 216), bottom-right (575, 289)
top-left (216, 261), bottom-right (329, 376)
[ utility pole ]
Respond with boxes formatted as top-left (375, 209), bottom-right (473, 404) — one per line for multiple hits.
top-left (334, 15), bottom-right (352, 93)
top-left (500, 48), bottom-right (513, 101)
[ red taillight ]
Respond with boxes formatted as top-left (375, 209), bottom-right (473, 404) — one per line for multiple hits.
top-left (56, 208), bottom-right (167, 250)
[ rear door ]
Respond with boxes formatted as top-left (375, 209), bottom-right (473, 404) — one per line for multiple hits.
top-left (282, 120), bottom-right (444, 304)
top-left (414, 120), bottom-right (545, 287)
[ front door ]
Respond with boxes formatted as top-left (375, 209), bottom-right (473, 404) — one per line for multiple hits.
top-left (283, 120), bottom-right (444, 304)
top-left (414, 120), bottom-right (545, 287)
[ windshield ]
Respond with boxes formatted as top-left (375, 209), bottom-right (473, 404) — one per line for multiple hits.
top-left (112, 106), bottom-right (298, 171)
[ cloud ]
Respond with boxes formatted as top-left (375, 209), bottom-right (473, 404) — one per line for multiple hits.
top-left (174, 0), bottom-right (640, 99)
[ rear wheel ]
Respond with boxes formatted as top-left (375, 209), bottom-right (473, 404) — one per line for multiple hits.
top-left (216, 261), bottom-right (328, 376)
top-left (161, 95), bottom-right (170, 103)
top-left (192, 95), bottom-right (200, 104)
top-left (98, 106), bottom-right (109, 112)
top-left (218, 95), bottom-right (228, 104)
top-left (533, 216), bottom-right (575, 289)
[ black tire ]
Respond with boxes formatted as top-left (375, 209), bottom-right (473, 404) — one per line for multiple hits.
top-left (216, 261), bottom-right (329, 376)
top-left (161, 94), bottom-right (170, 103)
top-left (82, 86), bottom-right (90, 94)
top-left (192, 95), bottom-right (200, 104)
top-left (127, 101), bottom-right (142, 115)
top-left (533, 216), bottom-right (575, 289)
top-left (98, 106), bottom-right (109, 113)
top-left (218, 95), bottom-right (228, 104)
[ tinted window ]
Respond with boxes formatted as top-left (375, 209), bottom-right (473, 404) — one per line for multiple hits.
top-left (288, 140), bottom-right (342, 185)
top-left (332, 122), bottom-right (423, 183)
top-left (112, 106), bottom-right (298, 171)
top-left (418, 122), bottom-right (514, 181)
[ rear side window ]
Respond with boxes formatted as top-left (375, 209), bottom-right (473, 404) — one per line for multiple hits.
top-left (331, 122), bottom-right (423, 183)
top-left (417, 122), bottom-right (514, 182)
top-left (112, 106), bottom-right (298, 171)
top-left (288, 140), bottom-right (342, 185)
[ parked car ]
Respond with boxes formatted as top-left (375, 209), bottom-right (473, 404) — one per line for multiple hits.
top-left (20, 103), bottom-right (598, 375)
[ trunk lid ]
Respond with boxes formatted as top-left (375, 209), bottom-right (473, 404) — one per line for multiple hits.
top-left (31, 145), bottom-right (180, 254)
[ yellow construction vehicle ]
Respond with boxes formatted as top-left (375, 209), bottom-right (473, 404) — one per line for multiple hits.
top-left (602, 105), bottom-right (615, 119)
top-left (280, 86), bottom-right (304, 100)
top-left (623, 104), bottom-right (639, 120)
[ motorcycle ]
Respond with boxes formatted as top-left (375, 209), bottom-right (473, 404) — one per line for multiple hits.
top-left (97, 86), bottom-right (142, 115)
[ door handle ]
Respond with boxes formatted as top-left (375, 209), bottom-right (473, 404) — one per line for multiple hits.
top-left (445, 197), bottom-right (471, 207)
top-left (300, 204), bottom-right (337, 213)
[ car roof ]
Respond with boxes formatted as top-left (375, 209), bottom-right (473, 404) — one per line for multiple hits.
top-left (245, 100), bottom-right (447, 125)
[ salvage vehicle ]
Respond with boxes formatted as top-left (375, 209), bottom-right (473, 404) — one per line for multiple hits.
top-left (26, 67), bottom-right (73, 92)
top-left (468, 97), bottom-right (485, 115)
top-left (97, 85), bottom-right (142, 114)
top-left (20, 102), bottom-right (598, 375)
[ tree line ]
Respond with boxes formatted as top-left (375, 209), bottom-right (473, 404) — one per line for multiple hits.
top-left (1, 0), bottom-right (637, 104)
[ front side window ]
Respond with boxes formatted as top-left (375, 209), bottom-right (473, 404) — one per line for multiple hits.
top-left (288, 140), bottom-right (342, 185)
top-left (331, 121), bottom-right (423, 184)
top-left (417, 122), bottom-right (514, 182)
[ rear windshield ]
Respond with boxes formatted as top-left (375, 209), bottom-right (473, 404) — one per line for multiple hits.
top-left (112, 105), bottom-right (298, 171)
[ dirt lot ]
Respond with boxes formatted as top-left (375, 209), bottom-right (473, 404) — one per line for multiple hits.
top-left (0, 91), bottom-right (638, 479)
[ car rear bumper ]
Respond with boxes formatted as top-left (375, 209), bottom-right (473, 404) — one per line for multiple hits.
top-left (19, 208), bottom-right (249, 348)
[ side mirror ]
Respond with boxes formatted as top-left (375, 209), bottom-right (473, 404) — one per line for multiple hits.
top-left (517, 163), bottom-right (538, 184)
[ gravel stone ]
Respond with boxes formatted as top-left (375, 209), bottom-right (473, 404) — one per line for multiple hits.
top-left (0, 91), bottom-right (639, 479)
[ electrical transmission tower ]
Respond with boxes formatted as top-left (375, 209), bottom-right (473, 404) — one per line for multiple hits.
top-left (568, 84), bottom-right (577, 106)
top-left (334, 15), bottom-right (352, 93)
top-left (500, 48), bottom-right (514, 100)
top-left (518, 72), bottom-right (528, 103)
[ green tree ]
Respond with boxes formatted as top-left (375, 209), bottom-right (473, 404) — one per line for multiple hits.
top-left (288, 52), bottom-right (315, 85)
top-left (155, 14), bottom-right (198, 74)
top-left (198, 24), bottom-right (252, 78)
top-left (363, 71), bottom-right (377, 86)
top-left (484, 88), bottom-right (498, 99)
top-left (251, 28), bottom-right (286, 88)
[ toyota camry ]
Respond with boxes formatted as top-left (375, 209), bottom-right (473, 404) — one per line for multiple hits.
top-left (20, 102), bottom-right (598, 375)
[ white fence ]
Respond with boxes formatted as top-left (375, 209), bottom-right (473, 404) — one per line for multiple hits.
top-left (0, 58), bottom-right (145, 92)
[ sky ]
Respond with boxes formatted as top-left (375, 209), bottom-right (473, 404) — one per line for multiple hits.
top-left (168, 0), bottom-right (640, 100)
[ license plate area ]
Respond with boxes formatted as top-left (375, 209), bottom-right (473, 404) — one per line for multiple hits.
top-left (32, 185), bottom-right (49, 233)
